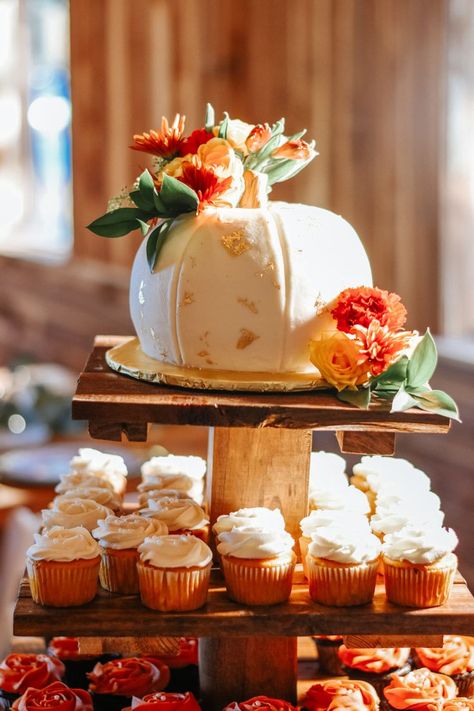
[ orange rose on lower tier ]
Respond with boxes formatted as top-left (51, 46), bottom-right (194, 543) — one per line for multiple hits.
top-left (0, 655), bottom-right (65, 695)
top-left (12, 682), bottom-right (92, 711)
top-left (126, 692), bottom-right (201, 711)
top-left (303, 679), bottom-right (379, 711)
top-left (442, 701), bottom-right (474, 711)
top-left (87, 658), bottom-right (169, 697)
top-left (338, 646), bottom-right (411, 674)
top-left (383, 668), bottom-right (457, 710)
top-left (415, 637), bottom-right (474, 676)
top-left (223, 697), bottom-right (298, 711)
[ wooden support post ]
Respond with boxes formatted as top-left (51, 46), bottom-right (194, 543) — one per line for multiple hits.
top-left (336, 431), bottom-right (395, 455)
top-left (199, 637), bottom-right (297, 709)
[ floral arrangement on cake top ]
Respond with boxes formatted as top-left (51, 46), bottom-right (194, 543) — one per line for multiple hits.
top-left (87, 104), bottom-right (317, 270)
top-left (310, 286), bottom-right (459, 419)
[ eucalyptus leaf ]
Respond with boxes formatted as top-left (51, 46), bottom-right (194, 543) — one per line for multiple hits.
top-left (138, 169), bottom-right (157, 210)
top-left (412, 389), bottom-right (461, 422)
top-left (87, 207), bottom-right (151, 237)
top-left (391, 384), bottom-right (418, 413)
top-left (251, 132), bottom-right (285, 167)
top-left (218, 113), bottom-right (229, 139)
top-left (130, 190), bottom-right (153, 211)
top-left (372, 356), bottom-right (409, 391)
top-left (205, 102), bottom-right (215, 133)
top-left (137, 219), bottom-right (151, 236)
top-left (146, 219), bottom-right (175, 272)
top-left (406, 329), bottom-right (438, 388)
top-left (337, 387), bottom-right (371, 409)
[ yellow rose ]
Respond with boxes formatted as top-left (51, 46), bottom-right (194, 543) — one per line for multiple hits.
top-left (309, 332), bottom-right (369, 391)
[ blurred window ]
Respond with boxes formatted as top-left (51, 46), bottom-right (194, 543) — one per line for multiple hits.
top-left (0, 0), bottom-right (71, 262)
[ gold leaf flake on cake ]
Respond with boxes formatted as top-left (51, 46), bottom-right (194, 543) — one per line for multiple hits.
top-left (255, 261), bottom-right (280, 289)
top-left (221, 229), bottom-right (251, 256)
top-left (197, 350), bottom-right (210, 358)
top-left (237, 297), bottom-right (258, 314)
top-left (189, 256), bottom-right (197, 268)
top-left (199, 331), bottom-right (210, 348)
top-left (180, 291), bottom-right (195, 306)
top-left (236, 329), bottom-right (259, 350)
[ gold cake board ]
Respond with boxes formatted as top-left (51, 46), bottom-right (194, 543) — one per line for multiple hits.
top-left (105, 337), bottom-right (328, 392)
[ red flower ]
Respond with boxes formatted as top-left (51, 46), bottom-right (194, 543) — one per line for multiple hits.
top-left (87, 658), bottom-right (169, 697)
top-left (0, 655), bottom-right (65, 695)
top-left (246, 124), bottom-right (272, 152)
top-left (131, 115), bottom-right (186, 159)
top-left (331, 287), bottom-right (407, 333)
top-left (12, 682), bottom-right (92, 711)
top-left (178, 130), bottom-right (213, 156)
top-left (352, 322), bottom-right (413, 377)
top-left (223, 697), bottom-right (297, 711)
top-left (178, 163), bottom-right (232, 211)
top-left (128, 692), bottom-right (201, 711)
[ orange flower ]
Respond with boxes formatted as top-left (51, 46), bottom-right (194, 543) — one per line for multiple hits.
top-left (383, 668), bottom-right (457, 711)
top-left (331, 287), bottom-right (407, 333)
top-left (352, 322), bottom-right (413, 377)
top-left (246, 123), bottom-right (272, 152)
top-left (442, 701), bottom-right (474, 711)
top-left (131, 115), bottom-right (186, 158)
top-left (304, 679), bottom-right (379, 711)
top-left (178, 163), bottom-right (233, 211)
top-left (309, 332), bottom-right (369, 391)
top-left (272, 138), bottom-right (312, 160)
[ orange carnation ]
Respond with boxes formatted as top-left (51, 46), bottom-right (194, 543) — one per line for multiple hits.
top-left (331, 287), bottom-right (407, 333)
top-left (352, 322), bottom-right (413, 377)
top-left (309, 332), bottom-right (369, 391)
top-left (131, 115), bottom-right (186, 159)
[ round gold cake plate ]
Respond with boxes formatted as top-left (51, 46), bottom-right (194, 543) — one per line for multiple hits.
top-left (106, 337), bottom-right (329, 392)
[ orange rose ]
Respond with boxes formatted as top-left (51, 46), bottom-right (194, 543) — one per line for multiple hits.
top-left (0, 655), bottom-right (65, 695)
top-left (338, 646), bottom-right (411, 674)
top-left (309, 332), bottom-right (369, 391)
top-left (303, 680), bottom-right (379, 711)
top-left (223, 697), bottom-right (297, 711)
top-left (87, 658), bottom-right (169, 697)
top-left (383, 668), bottom-right (457, 711)
top-left (12, 682), bottom-right (92, 711)
top-left (415, 636), bottom-right (474, 676)
top-left (127, 692), bottom-right (201, 711)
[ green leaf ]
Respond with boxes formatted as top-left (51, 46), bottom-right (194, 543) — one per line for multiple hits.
top-left (205, 103), bottom-right (215, 133)
top-left (411, 389), bottom-right (461, 422)
top-left (158, 173), bottom-right (199, 216)
top-left (390, 384), bottom-right (418, 413)
top-left (137, 219), bottom-right (151, 236)
top-left (87, 208), bottom-right (151, 237)
top-left (146, 219), bottom-right (175, 272)
top-left (406, 329), bottom-right (438, 388)
top-left (218, 113), bottom-right (229, 139)
top-left (372, 356), bottom-right (409, 391)
top-left (337, 387), bottom-right (371, 409)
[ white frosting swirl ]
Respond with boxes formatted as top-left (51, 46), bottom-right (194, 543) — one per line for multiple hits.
top-left (141, 455), bottom-right (206, 480)
top-left (138, 500), bottom-right (208, 531)
top-left (375, 490), bottom-right (441, 515)
top-left (27, 525), bottom-right (100, 561)
top-left (308, 524), bottom-right (381, 564)
top-left (212, 507), bottom-right (285, 535)
top-left (55, 472), bottom-right (115, 494)
top-left (70, 448), bottom-right (128, 493)
top-left (371, 508), bottom-right (445, 536)
top-left (217, 526), bottom-right (295, 559)
top-left (138, 490), bottom-right (193, 507)
top-left (309, 451), bottom-right (348, 491)
top-left (138, 534), bottom-right (212, 568)
top-left (42, 497), bottom-right (113, 531)
top-left (353, 456), bottom-right (430, 494)
top-left (300, 509), bottom-right (370, 538)
top-left (92, 514), bottom-right (167, 549)
top-left (382, 525), bottom-right (458, 564)
top-left (55, 488), bottom-right (122, 511)
top-left (309, 484), bottom-right (370, 514)
top-left (139, 474), bottom-right (204, 504)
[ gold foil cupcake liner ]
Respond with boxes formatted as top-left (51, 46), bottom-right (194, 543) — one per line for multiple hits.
top-left (137, 561), bottom-right (211, 611)
top-left (99, 548), bottom-right (139, 594)
top-left (27, 556), bottom-right (100, 607)
top-left (307, 556), bottom-right (379, 606)
top-left (383, 555), bottom-right (457, 607)
top-left (220, 553), bottom-right (296, 605)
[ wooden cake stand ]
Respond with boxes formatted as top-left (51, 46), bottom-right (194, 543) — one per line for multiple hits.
top-left (14, 336), bottom-right (474, 710)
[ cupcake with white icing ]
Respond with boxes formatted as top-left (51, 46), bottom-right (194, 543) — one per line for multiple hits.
top-left (307, 524), bottom-right (381, 606)
top-left (217, 526), bottom-right (296, 605)
top-left (212, 507), bottom-right (286, 536)
top-left (138, 499), bottom-right (209, 542)
top-left (137, 534), bottom-right (212, 611)
top-left (309, 483), bottom-right (370, 515)
top-left (92, 514), bottom-right (168, 594)
top-left (137, 488), bottom-right (193, 508)
top-left (26, 526), bottom-right (101, 606)
top-left (69, 448), bottom-right (128, 496)
top-left (309, 451), bottom-right (348, 489)
top-left (371, 505), bottom-right (445, 539)
top-left (141, 455), bottom-right (206, 505)
top-left (41, 497), bottom-right (113, 532)
top-left (55, 471), bottom-right (116, 495)
top-left (352, 456), bottom-right (430, 512)
top-left (55, 488), bottom-right (122, 513)
top-left (382, 525), bottom-right (458, 607)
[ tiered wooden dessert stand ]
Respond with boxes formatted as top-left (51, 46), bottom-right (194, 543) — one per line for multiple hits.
top-left (14, 337), bottom-right (474, 710)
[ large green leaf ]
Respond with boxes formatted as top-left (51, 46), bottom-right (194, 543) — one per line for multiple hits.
top-left (146, 219), bottom-right (175, 272)
top-left (137, 169), bottom-right (157, 211)
top-left (337, 387), bottom-right (371, 409)
top-left (390, 384), bottom-right (418, 412)
top-left (406, 329), bottom-right (438, 388)
top-left (157, 174), bottom-right (199, 216)
top-left (87, 208), bottom-right (151, 237)
top-left (372, 356), bottom-right (409, 391)
top-left (412, 389), bottom-right (461, 422)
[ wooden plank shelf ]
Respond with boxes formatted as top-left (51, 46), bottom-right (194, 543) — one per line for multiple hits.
top-left (14, 568), bottom-right (474, 639)
top-left (71, 337), bottom-right (450, 443)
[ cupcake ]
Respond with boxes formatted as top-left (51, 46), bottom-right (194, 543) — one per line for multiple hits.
top-left (309, 451), bottom-right (348, 488)
top-left (0, 654), bottom-right (65, 709)
top-left (26, 526), bottom-right (101, 607)
top-left (300, 510), bottom-right (371, 577)
top-left (137, 535), bottom-right (212, 611)
top-left (309, 484), bottom-right (370, 516)
top-left (87, 658), bottom-right (169, 711)
top-left (139, 500), bottom-right (209, 542)
top-left (303, 679), bottom-right (380, 711)
top-left (41, 497), bottom-right (113, 532)
top-left (414, 636), bottom-right (474, 697)
top-left (222, 697), bottom-right (297, 711)
top-left (138, 490), bottom-right (193, 508)
top-left (47, 638), bottom-right (120, 690)
top-left (69, 448), bottom-right (128, 496)
top-left (442, 701), bottom-right (474, 710)
top-left (370, 506), bottom-right (445, 540)
top-left (141, 456), bottom-right (206, 505)
top-left (92, 514), bottom-right (168, 594)
top-left (11, 682), bottom-right (92, 711)
top-left (55, 472), bottom-right (116, 495)
top-left (55, 488), bottom-right (122, 513)
top-left (312, 636), bottom-right (344, 675)
top-left (143, 638), bottom-right (199, 695)
top-left (352, 457), bottom-right (430, 513)
top-left (383, 668), bottom-right (457, 710)
top-left (306, 524), bottom-right (381, 606)
top-left (126, 692), bottom-right (201, 711)
top-left (212, 507), bottom-right (286, 537)
top-left (382, 525), bottom-right (458, 607)
top-left (337, 646), bottom-right (411, 696)
top-left (217, 527), bottom-right (296, 605)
